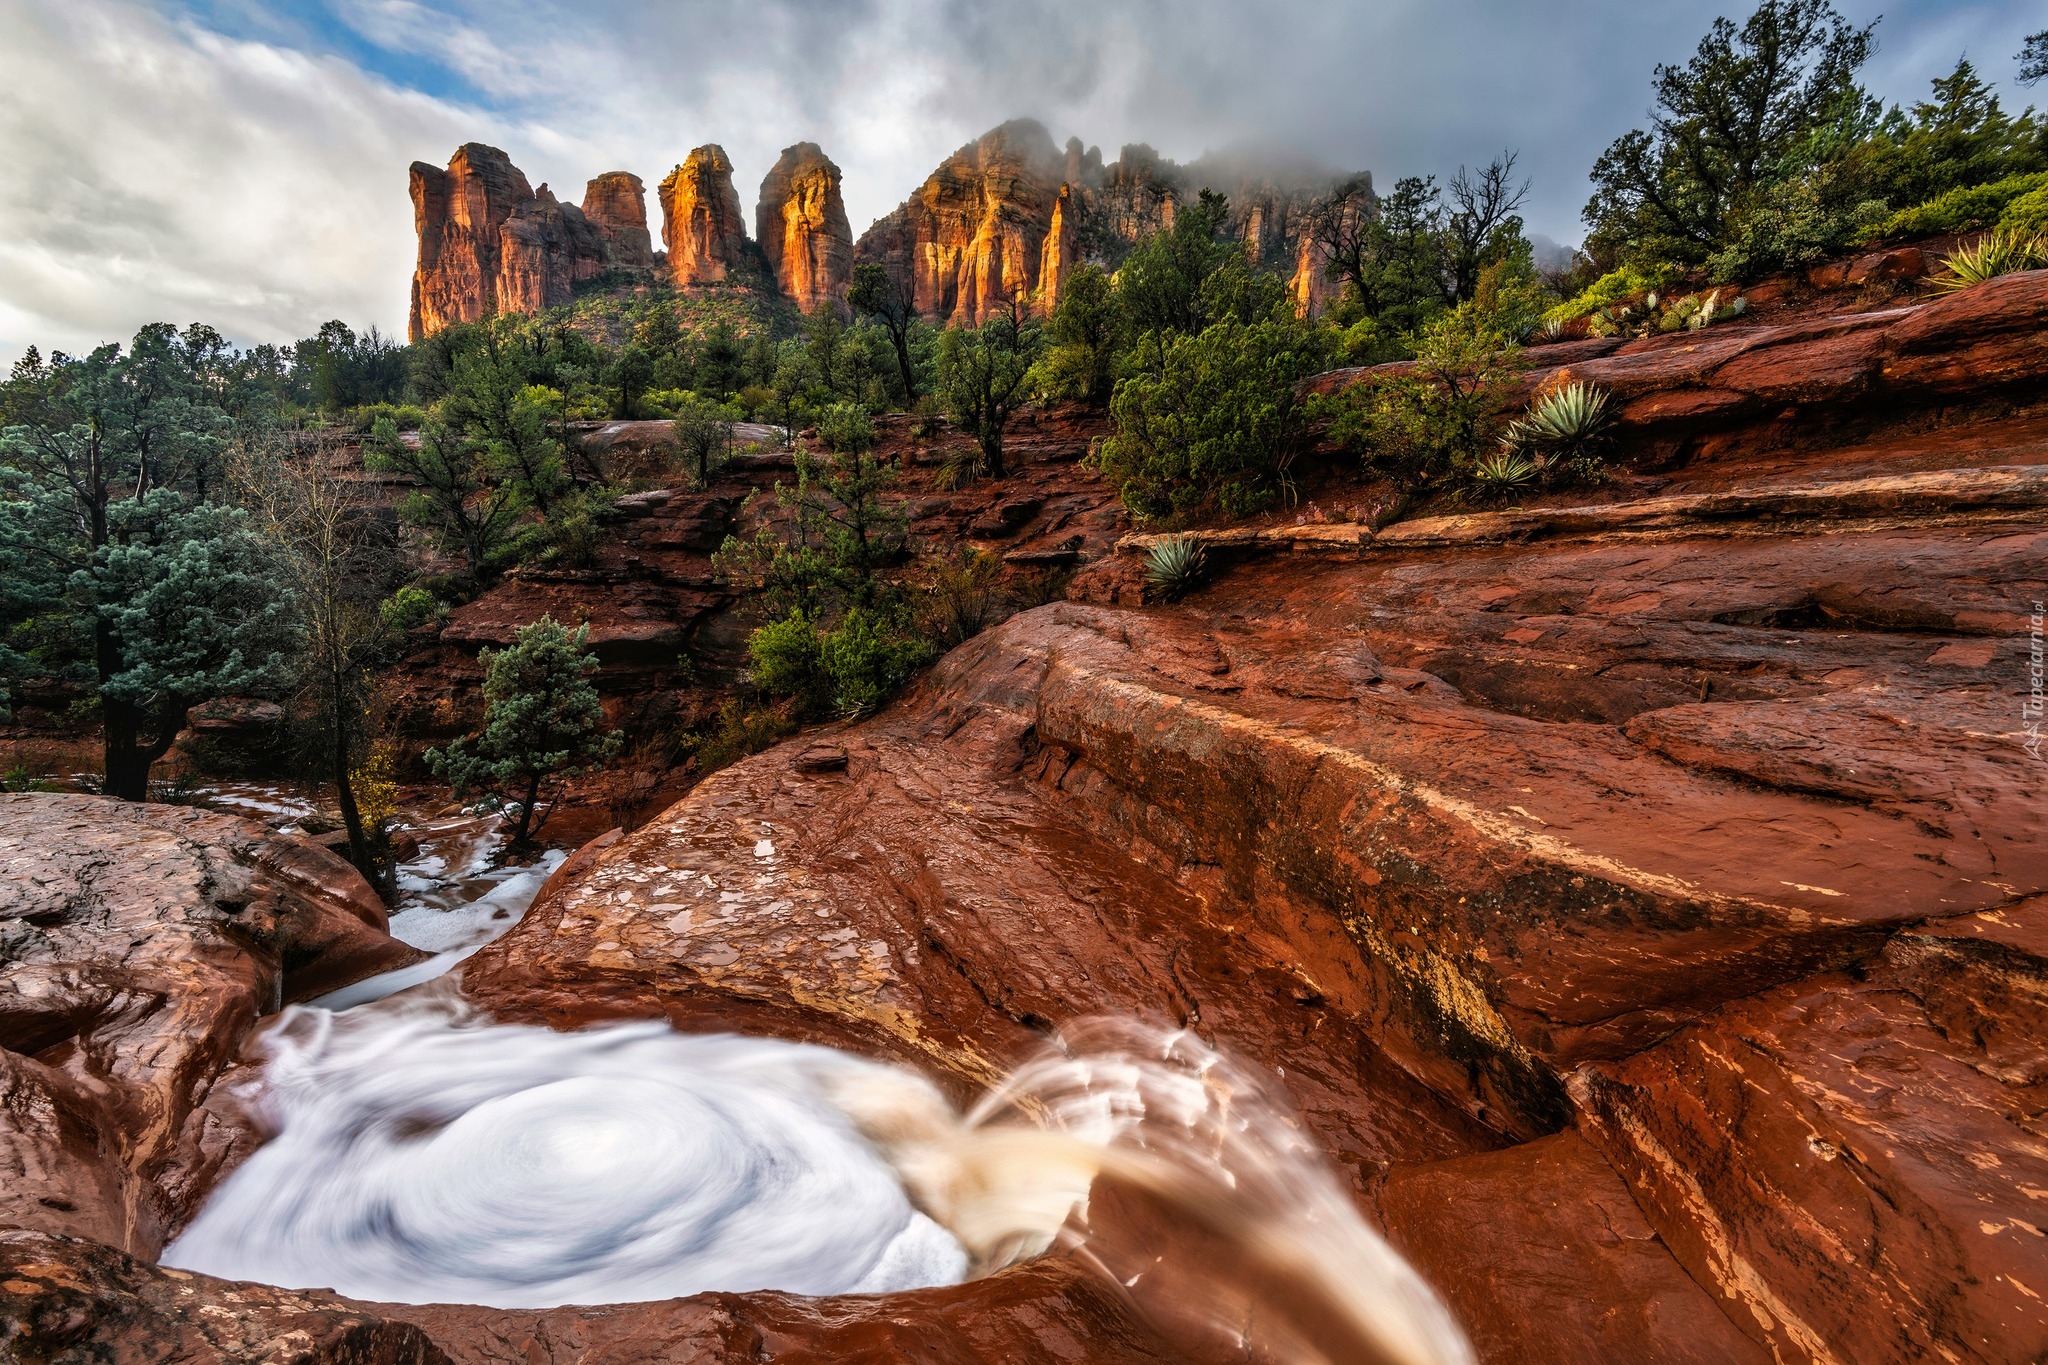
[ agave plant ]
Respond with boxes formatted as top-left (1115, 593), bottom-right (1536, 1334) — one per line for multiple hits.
top-left (1504, 382), bottom-right (1614, 454)
top-left (1467, 448), bottom-right (1541, 501)
top-left (1144, 534), bottom-right (1208, 600)
top-left (1933, 229), bottom-right (2048, 292)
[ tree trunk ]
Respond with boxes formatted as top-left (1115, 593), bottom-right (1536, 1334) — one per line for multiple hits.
top-left (983, 425), bottom-right (1005, 479)
top-left (332, 720), bottom-right (376, 886)
top-left (891, 326), bottom-right (917, 404)
top-left (101, 697), bottom-right (150, 801)
top-left (101, 696), bottom-right (187, 802)
top-left (512, 772), bottom-right (542, 844)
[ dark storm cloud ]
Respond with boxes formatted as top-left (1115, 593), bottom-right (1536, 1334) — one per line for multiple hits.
top-left (1, 0), bottom-right (2039, 359)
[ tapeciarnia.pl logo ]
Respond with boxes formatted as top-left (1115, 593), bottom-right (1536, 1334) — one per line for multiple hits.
top-left (2027, 600), bottom-right (2045, 761)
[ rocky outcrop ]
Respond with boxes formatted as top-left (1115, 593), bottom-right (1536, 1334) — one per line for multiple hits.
top-left (580, 171), bottom-right (655, 273)
top-left (659, 145), bottom-right (753, 288)
top-left (854, 122), bottom-right (1359, 321)
top-left (1307, 266), bottom-right (2048, 465)
top-left (408, 143), bottom-right (613, 341)
top-left (0, 794), bottom-right (421, 1258)
top-left (855, 120), bottom-right (1066, 327)
top-left (756, 143), bottom-right (853, 315)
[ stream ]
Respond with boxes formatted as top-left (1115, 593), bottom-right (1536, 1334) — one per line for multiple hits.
top-left (157, 783), bottom-right (1475, 1365)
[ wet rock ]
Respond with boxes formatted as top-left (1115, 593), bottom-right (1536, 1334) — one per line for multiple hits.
top-left (1572, 953), bottom-right (2048, 1364)
top-left (1302, 269), bottom-right (2048, 461)
top-left (0, 794), bottom-right (423, 1257)
top-left (0, 1229), bottom-right (450, 1364)
top-left (1381, 1132), bottom-right (1769, 1364)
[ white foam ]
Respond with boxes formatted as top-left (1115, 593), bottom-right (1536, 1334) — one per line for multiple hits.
top-left (163, 996), bottom-right (969, 1307)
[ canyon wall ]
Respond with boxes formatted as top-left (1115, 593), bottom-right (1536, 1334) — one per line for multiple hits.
top-left (756, 142), bottom-right (855, 316)
top-left (854, 120), bottom-right (1357, 325)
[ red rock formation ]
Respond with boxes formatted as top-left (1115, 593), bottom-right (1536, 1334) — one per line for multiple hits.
top-left (0, 794), bottom-right (420, 1257)
top-left (581, 170), bottom-right (655, 273)
top-left (756, 142), bottom-right (853, 314)
top-left (855, 124), bottom-right (1355, 320)
top-left (408, 143), bottom-right (611, 340)
top-left (659, 145), bottom-right (753, 288)
top-left (856, 119), bottom-right (1065, 326)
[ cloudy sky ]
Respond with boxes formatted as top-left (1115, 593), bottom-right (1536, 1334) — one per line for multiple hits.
top-left (0, 0), bottom-right (2038, 362)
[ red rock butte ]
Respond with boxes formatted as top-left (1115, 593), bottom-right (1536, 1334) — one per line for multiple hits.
top-left (406, 122), bottom-right (1357, 336)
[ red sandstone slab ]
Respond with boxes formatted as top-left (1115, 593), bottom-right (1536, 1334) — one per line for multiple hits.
top-left (1380, 1131), bottom-right (1769, 1365)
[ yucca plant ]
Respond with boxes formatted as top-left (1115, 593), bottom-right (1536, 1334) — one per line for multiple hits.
top-left (1466, 448), bottom-right (1541, 501)
top-left (1933, 229), bottom-right (2048, 292)
top-left (1504, 382), bottom-right (1613, 454)
top-left (1144, 534), bottom-right (1208, 601)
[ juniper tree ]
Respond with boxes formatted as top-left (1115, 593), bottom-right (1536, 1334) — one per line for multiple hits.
top-left (426, 617), bottom-right (622, 845)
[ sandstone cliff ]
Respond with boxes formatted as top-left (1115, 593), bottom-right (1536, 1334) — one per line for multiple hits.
top-left (854, 122), bottom-right (1358, 323)
top-left (581, 171), bottom-right (655, 273)
top-left (756, 142), bottom-right (854, 315)
top-left (659, 144), bottom-right (753, 288)
top-left (409, 144), bottom-right (650, 340)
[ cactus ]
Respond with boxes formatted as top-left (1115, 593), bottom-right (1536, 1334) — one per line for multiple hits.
top-left (1144, 534), bottom-right (1209, 600)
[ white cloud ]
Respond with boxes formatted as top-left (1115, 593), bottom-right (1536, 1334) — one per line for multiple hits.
top-left (2, 0), bottom-right (2037, 365)
top-left (0, 0), bottom-right (505, 361)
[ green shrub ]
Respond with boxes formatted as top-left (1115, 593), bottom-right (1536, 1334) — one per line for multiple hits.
top-left (1880, 171), bottom-right (2048, 240)
top-left (352, 402), bottom-right (429, 432)
top-left (1998, 184), bottom-right (2048, 238)
top-left (1095, 312), bottom-right (1332, 523)
top-left (1707, 178), bottom-right (1889, 282)
top-left (817, 607), bottom-right (936, 716)
top-left (748, 610), bottom-right (828, 709)
top-left (1320, 309), bottom-right (1518, 499)
top-left (1544, 264), bottom-right (1683, 325)
top-left (379, 586), bottom-right (444, 633)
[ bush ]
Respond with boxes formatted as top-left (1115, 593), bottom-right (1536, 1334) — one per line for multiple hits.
top-left (1095, 312), bottom-right (1332, 522)
top-left (351, 401), bottom-right (429, 432)
top-left (818, 606), bottom-right (936, 716)
top-left (747, 607), bottom-right (934, 718)
top-left (379, 586), bottom-right (444, 633)
top-left (747, 611), bottom-right (829, 709)
top-left (923, 546), bottom-right (1002, 647)
top-left (1321, 309), bottom-right (1518, 500)
top-left (1998, 184), bottom-right (2048, 238)
top-left (1707, 177), bottom-right (1889, 282)
top-left (1544, 264), bottom-right (1684, 324)
top-left (1880, 171), bottom-right (2048, 240)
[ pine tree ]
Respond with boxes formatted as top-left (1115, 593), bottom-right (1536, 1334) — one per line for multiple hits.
top-left (425, 617), bottom-right (622, 844)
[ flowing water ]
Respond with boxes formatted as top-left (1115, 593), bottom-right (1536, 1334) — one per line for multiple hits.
top-left (164, 783), bottom-right (1474, 1365)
